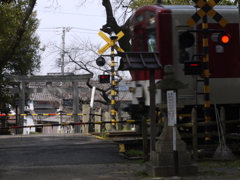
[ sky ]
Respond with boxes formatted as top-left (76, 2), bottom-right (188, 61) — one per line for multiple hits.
top-left (35, 0), bottom-right (108, 75)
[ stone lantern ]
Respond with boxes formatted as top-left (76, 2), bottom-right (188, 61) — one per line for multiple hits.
top-left (145, 65), bottom-right (198, 177)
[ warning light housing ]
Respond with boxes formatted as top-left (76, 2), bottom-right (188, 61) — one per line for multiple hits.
top-left (179, 32), bottom-right (195, 48)
top-left (184, 61), bottom-right (202, 75)
top-left (218, 32), bottom-right (232, 46)
top-left (96, 56), bottom-right (106, 66)
top-left (98, 75), bottom-right (110, 83)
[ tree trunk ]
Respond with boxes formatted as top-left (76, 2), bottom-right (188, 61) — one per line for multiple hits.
top-left (101, 0), bottom-right (131, 52)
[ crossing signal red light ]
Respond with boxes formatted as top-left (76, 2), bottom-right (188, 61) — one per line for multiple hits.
top-left (184, 61), bottom-right (202, 75)
top-left (98, 75), bottom-right (110, 83)
top-left (218, 32), bottom-right (232, 46)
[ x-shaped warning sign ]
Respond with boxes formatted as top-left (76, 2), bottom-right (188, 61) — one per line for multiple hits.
top-left (98, 31), bottom-right (124, 55)
top-left (187, 0), bottom-right (228, 27)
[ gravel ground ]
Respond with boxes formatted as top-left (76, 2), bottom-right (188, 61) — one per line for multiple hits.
top-left (81, 158), bottom-right (240, 180)
top-left (1, 157), bottom-right (239, 180)
top-left (0, 134), bottom-right (239, 180)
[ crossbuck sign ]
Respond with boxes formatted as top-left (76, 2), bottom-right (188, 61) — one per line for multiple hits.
top-left (187, 0), bottom-right (228, 27)
top-left (98, 31), bottom-right (124, 55)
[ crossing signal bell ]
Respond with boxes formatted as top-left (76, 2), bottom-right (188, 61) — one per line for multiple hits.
top-left (96, 56), bottom-right (106, 66)
top-left (218, 32), bottom-right (232, 46)
top-left (98, 75), bottom-right (110, 83)
top-left (179, 32), bottom-right (195, 48)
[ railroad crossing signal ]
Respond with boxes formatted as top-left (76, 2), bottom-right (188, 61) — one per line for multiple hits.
top-left (98, 31), bottom-right (124, 55)
top-left (98, 75), bottom-right (110, 83)
top-left (97, 31), bottom-right (125, 131)
top-left (187, 0), bottom-right (228, 27)
top-left (218, 32), bottom-right (232, 46)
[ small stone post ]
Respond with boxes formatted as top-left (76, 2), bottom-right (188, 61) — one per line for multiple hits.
top-left (104, 112), bottom-right (111, 131)
top-left (82, 104), bottom-right (90, 133)
top-left (94, 108), bottom-right (102, 133)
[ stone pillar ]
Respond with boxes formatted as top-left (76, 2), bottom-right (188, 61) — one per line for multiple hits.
top-left (82, 104), bottom-right (90, 133)
top-left (116, 112), bottom-right (122, 131)
top-left (94, 108), bottom-right (102, 133)
top-left (145, 65), bottom-right (198, 177)
top-left (104, 112), bottom-right (111, 131)
top-left (72, 81), bottom-right (80, 133)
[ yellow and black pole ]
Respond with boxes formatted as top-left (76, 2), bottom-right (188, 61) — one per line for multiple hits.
top-left (110, 33), bottom-right (117, 131)
top-left (186, 0), bottom-right (228, 145)
top-left (97, 31), bottom-right (124, 131)
top-left (202, 15), bottom-right (211, 145)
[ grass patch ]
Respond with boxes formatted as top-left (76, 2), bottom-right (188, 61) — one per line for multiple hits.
top-left (125, 149), bottom-right (144, 157)
top-left (198, 158), bottom-right (240, 169)
top-left (29, 132), bottom-right (42, 134)
top-left (198, 170), bottom-right (227, 176)
top-left (136, 170), bottom-right (149, 177)
top-left (215, 159), bottom-right (240, 168)
top-left (98, 133), bottom-right (109, 140)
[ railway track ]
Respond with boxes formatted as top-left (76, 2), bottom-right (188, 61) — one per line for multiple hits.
top-left (90, 131), bottom-right (154, 152)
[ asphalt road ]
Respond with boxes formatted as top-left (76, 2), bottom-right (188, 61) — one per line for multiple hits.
top-left (1, 133), bottom-right (239, 180)
top-left (0, 133), bottom-right (136, 180)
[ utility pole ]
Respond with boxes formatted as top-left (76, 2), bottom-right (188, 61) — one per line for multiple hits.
top-left (61, 27), bottom-right (66, 75)
top-left (60, 27), bottom-right (71, 75)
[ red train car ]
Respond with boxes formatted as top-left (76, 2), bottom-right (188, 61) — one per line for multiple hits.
top-left (128, 5), bottom-right (240, 126)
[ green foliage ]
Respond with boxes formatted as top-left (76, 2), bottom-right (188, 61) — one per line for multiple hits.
top-left (129, 0), bottom-right (157, 10)
top-left (129, 0), bottom-right (235, 10)
top-left (218, 0), bottom-right (235, 5)
top-left (0, 1), bottom-right (40, 107)
top-left (5, 11), bottom-right (41, 75)
top-left (0, 0), bottom-right (16, 4)
top-left (0, 3), bottom-right (22, 53)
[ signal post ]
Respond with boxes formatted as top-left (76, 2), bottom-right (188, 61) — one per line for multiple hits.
top-left (184, 0), bottom-right (230, 145)
top-left (110, 34), bottom-right (117, 131)
top-left (97, 31), bottom-right (124, 131)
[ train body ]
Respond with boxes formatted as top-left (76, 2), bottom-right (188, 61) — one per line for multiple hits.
top-left (128, 5), bottom-right (240, 122)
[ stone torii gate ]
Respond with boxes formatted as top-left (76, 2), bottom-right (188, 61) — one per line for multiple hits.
top-left (4, 73), bottom-right (93, 133)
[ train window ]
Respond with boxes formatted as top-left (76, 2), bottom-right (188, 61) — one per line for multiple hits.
top-left (146, 11), bottom-right (156, 52)
top-left (178, 32), bottom-right (190, 63)
top-left (147, 29), bottom-right (156, 52)
top-left (136, 14), bottom-right (143, 23)
top-left (145, 11), bottom-right (155, 25)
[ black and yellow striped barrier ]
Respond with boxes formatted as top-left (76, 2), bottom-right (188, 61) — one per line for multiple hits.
top-left (0, 113), bottom-right (85, 117)
top-left (0, 119), bottom-right (151, 130)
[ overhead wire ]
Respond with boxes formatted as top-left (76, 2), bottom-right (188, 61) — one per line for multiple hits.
top-left (36, 10), bottom-right (105, 18)
top-left (36, 9), bottom-right (103, 74)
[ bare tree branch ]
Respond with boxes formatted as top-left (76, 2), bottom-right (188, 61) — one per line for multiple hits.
top-left (101, 0), bottom-right (131, 52)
